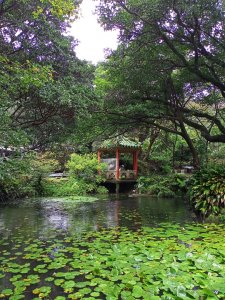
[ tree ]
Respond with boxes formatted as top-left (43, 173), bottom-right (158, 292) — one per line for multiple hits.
top-left (0, 0), bottom-right (97, 148)
top-left (95, 0), bottom-right (225, 167)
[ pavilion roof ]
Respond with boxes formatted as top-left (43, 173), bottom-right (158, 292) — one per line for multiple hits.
top-left (97, 137), bottom-right (141, 152)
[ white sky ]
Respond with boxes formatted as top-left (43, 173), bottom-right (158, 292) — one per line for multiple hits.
top-left (70, 0), bottom-right (118, 64)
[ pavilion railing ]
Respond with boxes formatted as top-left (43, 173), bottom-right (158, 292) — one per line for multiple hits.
top-left (105, 170), bottom-right (137, 180)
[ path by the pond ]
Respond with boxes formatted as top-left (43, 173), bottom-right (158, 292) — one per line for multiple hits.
top-left (0, 195), bottom-right (224, 299)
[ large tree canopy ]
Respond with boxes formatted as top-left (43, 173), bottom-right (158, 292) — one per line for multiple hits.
top-left (0, 0), bottom-right (97, 148)
top-left (96, 0), bottom-right (225, 163)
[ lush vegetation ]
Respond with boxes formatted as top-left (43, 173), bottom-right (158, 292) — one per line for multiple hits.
top-left (0, 0), bottom-right (96, 147)
top-left (43, 153), bottom-right (108, 196)
top-left (96, 0), bottom-right (225, 152)
top-left (1, 223), bottom-right (225, 299)
top-left (92, 0), bottom-right (225, 215)
top-left (0, 154), bottom-right (34, 200)
top-left (137, 173), bottom-right (187, 198)
top-left (0, 0), bottom-right (225, 213)
top-left (1, 1), bottom-right (225, 299)
top-left (190, 165), bottom-right (225, 217)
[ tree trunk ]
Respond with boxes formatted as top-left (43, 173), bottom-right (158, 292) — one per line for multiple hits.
top-left (143, 128), bottom-right (160, 161)
top-left (179, 121), bottom-right (200, 169)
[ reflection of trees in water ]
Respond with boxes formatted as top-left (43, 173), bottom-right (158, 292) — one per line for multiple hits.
top-left (0, 196), bottom-right (193, 241)
top-left (0, 204), bottom-right (43, 239)
top-left (113, 195), bottom-right (193, 228)
top-left (137, 196), bottom-right (193, 226)
top-left (0, 198), bottom-right (123, 239)
top-left (69, 200), bottom-right (121, 231)
top-left (115, 196), bottom-right (142, 229)
top-left (0, 200), bottom-right (71, 239)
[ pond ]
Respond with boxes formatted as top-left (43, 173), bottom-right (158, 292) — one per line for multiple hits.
top-left (0, 195), bottom-right (224, 299)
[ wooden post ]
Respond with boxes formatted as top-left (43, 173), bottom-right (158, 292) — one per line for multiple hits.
top-left (116, 183), bottom-right (120, 194)
top-left (98, 150), bottom-right (101, 163)
top-left (116, 148), bottom-right (120, 180)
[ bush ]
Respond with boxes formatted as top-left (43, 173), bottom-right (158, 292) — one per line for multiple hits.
top-left (137, 173), bottom-right (187, 197)
top-left (67, 153), bottom-right (106, 181)
top-left (30, 152), bottom-right (60, 196)
top-left (42, 178), bottom-right (93, 196)
top-left (0, 155), bottom-right (36, 200)
top-left (189, 165), bottom-right (225, 217)
top-left (96, 186), bottom-right (108, 194)
top-left (43, 178), bottom-right (70, 196)
top-left (0, 152), bottom-right (108, 200)
top-left (42, 153), bottom-right (108, 196)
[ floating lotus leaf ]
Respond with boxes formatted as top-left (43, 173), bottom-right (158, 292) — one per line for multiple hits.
top-left (32, 286), bottom-right (51, 296)
top-left (0, 212), bottom-right (225, 300)
top-left (44, 276), bottom-right (54, 282)
top-left (54, 279), bottom-right (65, 286)
top-left (10, 275), bottom-right (22, 282)
top-left (8, 295), bottom-right (25, 300)
top-left (26, 274), bottom-right (40, 284)
top-left (1, 289), bottom-right (13, 296)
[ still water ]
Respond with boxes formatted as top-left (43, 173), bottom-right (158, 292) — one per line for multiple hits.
top-left (1, 196), bottom-right (224, 299)
top-left (0, 195), bottom-right (194, 239)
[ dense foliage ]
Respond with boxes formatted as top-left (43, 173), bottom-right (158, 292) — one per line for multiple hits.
top-left (0, 0), bottom-right (96, 148)
top-left (0, 155), bottom-right (34, 200)
top-left (137, 173), bottom-right (187, 198)
top-left (0, 151), bottom-right (61, 200)
top-left (190, 165), bottom-right (225, 217)
top-left (0, 0), bottom-right (100, 200)
top-left (43, 153), bottom-right (108, 196)
top-left (95, 0), bottom-right (225, 168)
top-left (0, 0), bottom-right (225, 219)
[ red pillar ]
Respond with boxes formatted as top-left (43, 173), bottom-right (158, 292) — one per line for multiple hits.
top-left (116, 148), bottom-right (120, 180)
top-left (133, 151), bottom-right (138, 177)
top-left (98, 150), bottom-right (101, 163)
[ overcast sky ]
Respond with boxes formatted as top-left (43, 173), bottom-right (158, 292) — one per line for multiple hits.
top-left (70, 0), bottom-right (118, 64)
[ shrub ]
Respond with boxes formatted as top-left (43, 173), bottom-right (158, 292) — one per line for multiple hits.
top-left (0, 155), bottom-right (36, 200)
top-left (43, 177), bottom-right (97, 196)
top-left (67, 153), bottom-right (106, 182)
top-left (137, 173), bottom-right (187, 197)
top-left (30, 152), bottom-right (60, 196)
top-left (96, 186), bottom-right (108, 194)
top-left (189, 165), bottom-right (225, 217)
top-left (43, 153), bottom-right (108, 196)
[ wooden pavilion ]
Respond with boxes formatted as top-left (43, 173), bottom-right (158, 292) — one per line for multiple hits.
top-left (97, 138), bottom-right (141, 185)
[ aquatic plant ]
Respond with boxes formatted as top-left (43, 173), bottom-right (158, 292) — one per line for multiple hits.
top-left (0, 223), bottom-right (225, 299)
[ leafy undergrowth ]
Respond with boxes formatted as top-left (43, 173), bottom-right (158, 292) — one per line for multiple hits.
top-left (0, 224), bottom-right (225, 299)
top-left (137, 174), bottom-right (187, 198)
top-left (190, 165), bottom-right (225, 217)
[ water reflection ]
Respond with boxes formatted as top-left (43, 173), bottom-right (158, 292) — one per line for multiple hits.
top-left (0, 195), bottom-right (194, 239)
